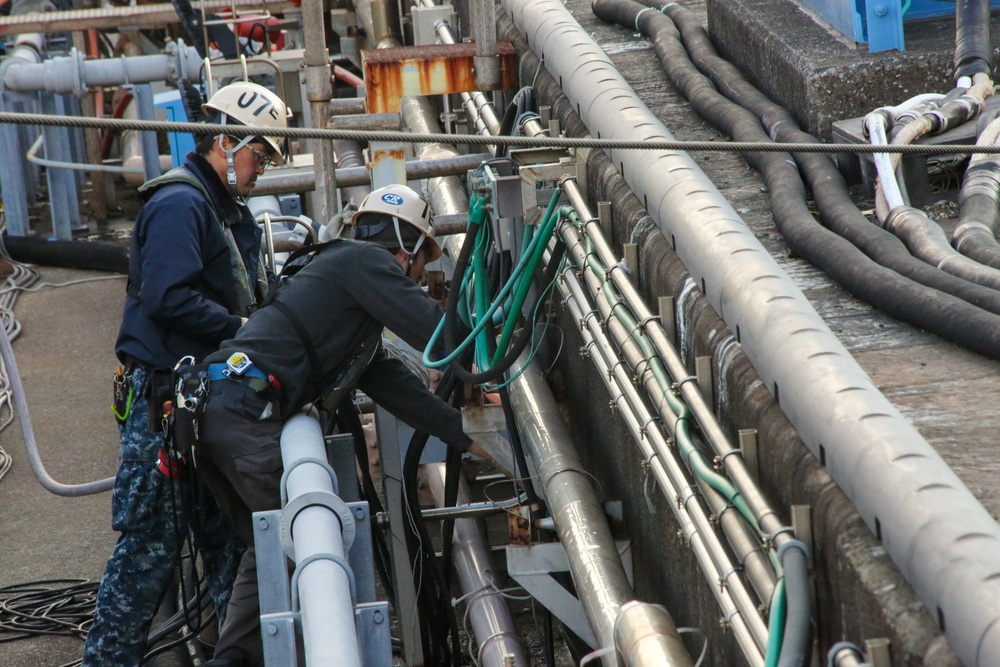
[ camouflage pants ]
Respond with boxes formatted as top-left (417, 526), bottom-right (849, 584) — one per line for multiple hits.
top-left (82, 367), bottom-right (245, 667)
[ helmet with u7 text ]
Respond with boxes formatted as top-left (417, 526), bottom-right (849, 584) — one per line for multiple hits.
top-left (202, 81), bottom-right (289, 165)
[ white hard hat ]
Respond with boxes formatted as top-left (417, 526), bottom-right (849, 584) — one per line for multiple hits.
top-left (352, 185), bottom-right (441, 262)
top-left (202, 81), bottom-right (288, 165)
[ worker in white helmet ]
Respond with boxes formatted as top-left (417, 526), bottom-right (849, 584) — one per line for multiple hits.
top-left (83, 81), bottom-right (289, 667)
top-left (179, 184), bottom-right (484, 666)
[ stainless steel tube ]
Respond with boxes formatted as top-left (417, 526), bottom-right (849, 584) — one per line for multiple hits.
top-left (508, 351), bottom-right (693, 666)
top-left (426, 463), bottom-right (529, 667)
top-left (302, 0), bottom-right (336, 226)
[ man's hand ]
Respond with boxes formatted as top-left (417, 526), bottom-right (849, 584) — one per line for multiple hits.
top-left (466, 441), bottom-right (491, 460)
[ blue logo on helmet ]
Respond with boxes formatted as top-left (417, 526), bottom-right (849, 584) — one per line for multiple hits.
top-left (381, 193), bottom-right (404, 206)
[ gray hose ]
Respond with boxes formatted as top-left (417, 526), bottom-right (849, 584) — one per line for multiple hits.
top-left (0, 323), bottom-right (114, 496)
top-left (777, 540), bottom-right (811, 667)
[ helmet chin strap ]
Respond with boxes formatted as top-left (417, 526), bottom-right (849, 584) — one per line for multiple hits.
top-left (218, 116), bottom-right (254, 190)
top-left (392, 216), bottom-right (427, 279)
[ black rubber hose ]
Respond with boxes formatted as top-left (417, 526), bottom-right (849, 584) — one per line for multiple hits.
top-left (3, 234), bottom-right (129, 274)
top-left (445, 240), bottom-right (568, 384)
top-left (334, 405), bottom-right (396, 606)
top-left (954, 158), bottom-right (1000, 268)
top-left (639, 0), bottom-right (1000, 317)
top-left (402, 367), bottom-right (466, 665)
top-left (599, 0), bottom-right (1000, 358)
top-left (954, 0), bottom-right (993, 80)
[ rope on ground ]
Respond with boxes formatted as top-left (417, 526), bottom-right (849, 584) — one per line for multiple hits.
top-left (0, 212), bottom-right (38, 484)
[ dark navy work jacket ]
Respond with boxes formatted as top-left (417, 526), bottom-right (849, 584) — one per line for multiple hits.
top-left (115, 153), bottom-right (265, 368)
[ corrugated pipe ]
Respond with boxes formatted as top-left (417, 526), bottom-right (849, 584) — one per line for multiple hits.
top-left (501, 1), bottom-right (1000, 665)
top-left (952, 115), bottom-right (1000, 267)
top-left (884, 205), bottom-right (1000, 290)
top-left (425, 463), bottom-right (529, 667)
top-left (954, 0), bottom-right (993, 80)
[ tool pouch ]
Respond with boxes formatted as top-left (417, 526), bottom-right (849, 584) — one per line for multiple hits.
top-left (172, 365), bottom-right (210, 457)
top-left (145, 367), bottom-right (177, 433)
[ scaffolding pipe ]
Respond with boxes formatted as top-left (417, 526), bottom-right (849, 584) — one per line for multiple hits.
top-left (280, 413), bottom-right (361, 667)
top-left (422, 0), bottom-right (502, 136)
top-left (508, 351), bottom-right (692, 667)
top-left (425, 463), bottom-right (529, 667)
top-left (252, 152), bottom-right (491, 196)
top-left (501, 2), bottom-right (1000, 664)
top-left (302, 0), bottom-right (336, 225)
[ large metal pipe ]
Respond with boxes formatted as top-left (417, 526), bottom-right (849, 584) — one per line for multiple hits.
top-left (280, 414), bottom-right (361, 666)
top-left (508, 351), bottom-right (692, 666)
top-left (426, 463), bottom-right (529, 667)
top-left (252, 152), bottom-right (491, 196)
top-left (2, 42), bottom-right (202, 95)
top-left (500, 1), bottom-right (1000, 664)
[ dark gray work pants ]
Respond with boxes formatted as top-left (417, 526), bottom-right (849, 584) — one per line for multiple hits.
top-left (195, 376), bottom-right (285, 667)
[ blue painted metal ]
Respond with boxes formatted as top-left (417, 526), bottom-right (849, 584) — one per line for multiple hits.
top-left (154, 90), bottom-right (196, 169)
top-left (795, 0), bottom-right (1000, 53)
top-left (865, 0), bottom-right (904, 54)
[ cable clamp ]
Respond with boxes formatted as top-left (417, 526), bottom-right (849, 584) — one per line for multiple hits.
top-left (634, 6), bottom-right (656, 31)
top-left (290, 551), bottom-right (357, 609)
top-left (672, 375), bottom-right (698, 393)
top-left (718, 448), bottom-right (743, 464)
top-left (280, 456), bottom-right (339, 505)
top-left (280, 490), bottom-right (357, 560)
top-left (639, 415), bottom-right (660, 440)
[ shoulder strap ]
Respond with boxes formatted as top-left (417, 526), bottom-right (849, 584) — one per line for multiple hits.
top-left (137, 167), bottom-right (210, 203)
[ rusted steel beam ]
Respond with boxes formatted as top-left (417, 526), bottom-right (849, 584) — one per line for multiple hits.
top-left (362, 42), bottom-right (517, 114)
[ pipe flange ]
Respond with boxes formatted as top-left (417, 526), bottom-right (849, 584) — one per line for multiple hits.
top-left (290, 551), bottom-right (357, 609)
top-left (279, 456), bottom-right (340, 506)
top-left (72, 47), bottom-right (86, 96)
top-left (279, 490), bottom-right (356, 561)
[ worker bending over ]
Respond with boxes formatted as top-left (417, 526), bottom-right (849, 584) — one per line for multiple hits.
top-left (189, 184), bottom-right (482, 666)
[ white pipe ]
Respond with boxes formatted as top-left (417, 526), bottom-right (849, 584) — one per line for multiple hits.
top-left (500, 2), bottom-right (1000, 665)
top-left (280, 414), bottom-right (362, 667)
top-left (865, 114), bottom-right (905, 212)
top-left (425, 463), bottom-right (529, 667)
top-left (26, 133), bottom-right (143, 175)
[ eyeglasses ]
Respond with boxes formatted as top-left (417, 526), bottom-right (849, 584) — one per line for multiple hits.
top-left (245, 144), bottom-right (273, 171)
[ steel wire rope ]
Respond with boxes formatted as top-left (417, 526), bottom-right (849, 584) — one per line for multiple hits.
top-left (6, 110), bottom-right (1000, 154)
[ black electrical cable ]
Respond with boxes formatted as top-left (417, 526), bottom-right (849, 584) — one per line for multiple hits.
top-left (954, 0), bottom-right (993, 80)
top-left (602, 0), bottom-right (1000, 359)
top-left (333, 404), bottom-right (397, 606)
top-left (445, 238), bottom-right (569, 384)
top-left (400, 365), bottom-right (467, 665)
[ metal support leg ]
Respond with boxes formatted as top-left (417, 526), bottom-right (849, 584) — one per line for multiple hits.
top-left (0, 94), bottom-right (31, 236)
top-left (39, 92), bottom-right (78, 240)
top-left (131, 84), bottom-right (162, 181)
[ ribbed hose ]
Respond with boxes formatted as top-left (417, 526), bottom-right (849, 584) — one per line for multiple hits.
top-left (614, 0), bottom-right (1000, 357)
top-left (953, 118), bottom-right (1000, 267)
top-left (954, 0), bottom-right (993, 80)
